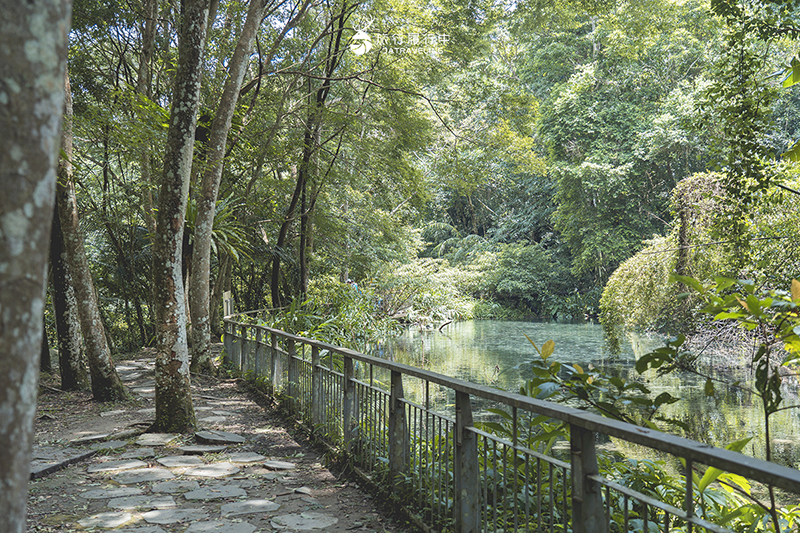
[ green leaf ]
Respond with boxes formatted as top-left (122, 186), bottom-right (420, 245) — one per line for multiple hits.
top-left (541, 339), bottom-right (555, 360)
top-left (782, 57), bottom-right (800, 88)
top-left (653, 392), bottom-right (679, 407)
top-left (487, 408), bottom-right (513, 421)
top-left (697, 437), bottom-right (752, 492)
top-left (670, 274), bottom-right (704, 293)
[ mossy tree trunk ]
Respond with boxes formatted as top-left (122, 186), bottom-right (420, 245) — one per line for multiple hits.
top-left (151, 0), bottom-right (210, 433)
top-left (0, 1), bottom-right (71, 531)
top-left (190, 0), bottom-right (266, 374)
top-left (50, 196), bottom-right (89, 391)
top-left (56, 69), bottom-right (129, 402)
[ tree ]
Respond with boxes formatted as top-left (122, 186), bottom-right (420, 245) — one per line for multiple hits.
top-left (0, 1), bottom-right (72, 531)
top-left (56, 69), bottom-right (129, 401)
top-left (189, 0), bottom-right (303, 374)
top-left (50, 195), bottom-right (89, 391)
top-left (151, 0), bottom-right (210, 433)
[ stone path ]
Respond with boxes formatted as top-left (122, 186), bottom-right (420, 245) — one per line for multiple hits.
top-left (27, 354), bottom-right (401, 533)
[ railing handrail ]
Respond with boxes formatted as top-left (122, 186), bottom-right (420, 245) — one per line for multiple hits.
top-left (223, 316), bottom-right (800, 495)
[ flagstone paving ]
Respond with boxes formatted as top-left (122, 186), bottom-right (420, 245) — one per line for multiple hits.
top-left (28, 351), bottom-right (402, 533)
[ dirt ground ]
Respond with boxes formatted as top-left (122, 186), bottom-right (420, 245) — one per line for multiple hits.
top-left (27, 347), bottom-right (411, 533)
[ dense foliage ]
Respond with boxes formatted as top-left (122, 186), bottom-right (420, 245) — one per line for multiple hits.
top-left (46, 0), bottom-right (800, 367)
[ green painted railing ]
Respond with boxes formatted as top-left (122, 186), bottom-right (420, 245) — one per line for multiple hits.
top-left (223, 310), bottom-right (800, 533)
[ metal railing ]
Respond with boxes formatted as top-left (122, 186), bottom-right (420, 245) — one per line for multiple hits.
top-left (223, 312), bottom-right (800, 533)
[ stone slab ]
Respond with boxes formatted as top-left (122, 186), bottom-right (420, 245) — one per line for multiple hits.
top-left (227, 452), bottom-right (265, 464)
top-left (92, 440), bottom-right (129, 451)
top-left (107, 495), bottom-right (176, 510)
top-left (270, 512), bottom-right (338, 530)
top-left (113, 468), bottom-right (175, 484)
top-left (184, 521), bottom-right (257, 533)
top-left (71, 433), bottom-right (110, 444)
top-left (151, 480), bottom-right (200, 493)
top-left (78, 511), bottom-right (134, 529)
top-left (136, 433), bottom-right (178, 446)
top-left (262, 460), bottom-right (295, 471)
top-left (80, 487), bottom-right (144, 500)
top-left (195, 430), bottom-right (246, 445)
top-left (184, 462), bottom-right (240, 478)
top-left (142, 509), bottom-right (208, 525)
top-left (120, 447), bottom-right (155, 459)
top-left (184, 485), bottom-right (247, 500)
top-left (115, 527), bottom-right (167, 533)
top-left (30, 447), bottom-right (96, 479)
top-left (156, 455), bottom-right (205, 468)
top-left (221, 499), bottom-right (280, 517)
top-left (180, 445), bottom-right (227, 455)
top-left (87, 459), bottom-right (148, 473)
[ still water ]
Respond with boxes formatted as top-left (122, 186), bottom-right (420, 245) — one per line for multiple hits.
top-left (376, 320), bottom-right (800, 467)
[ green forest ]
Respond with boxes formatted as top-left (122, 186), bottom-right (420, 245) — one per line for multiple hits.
top-left (8, 0), bottom-right (800, 531)
top-left (51, 0), bottom-right (800, 348)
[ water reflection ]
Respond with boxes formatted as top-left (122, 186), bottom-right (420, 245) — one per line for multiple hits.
top-left (375, 320), bottom-right (800, 467)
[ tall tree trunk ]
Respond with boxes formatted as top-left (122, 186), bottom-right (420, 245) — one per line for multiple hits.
top-left (299, 181), bottom-right (309, 298)
top-left (270, 2), bottom-right (349, 308)
top-left (0, 2), bottom-right (71, 531)
top-left (41, 315), bottom-right (52, 373)
top-left (56, 69), bottom-right (128, 402)
top-left (190, 0), bottom-right (264, 374)
top-left (50, 200), bottom-right (89, 391)
top-left (151, 0), bottom-right (210, 433)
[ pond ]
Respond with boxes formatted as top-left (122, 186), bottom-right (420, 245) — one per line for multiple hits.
top-left (375, 319), bottom-right (800, 468)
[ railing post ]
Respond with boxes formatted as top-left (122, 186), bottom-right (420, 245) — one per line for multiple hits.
top-left (271, 332), bottom-right (282, 392)
top-left (388, 370), bottom-right (409, 491)
top-left (287, 339), bottom-right (297, 413)
top-left (232, 323), bottom-right (241, 370)
top-left (571, 425), bottom-right (607, 533)
top-left (343, 356), bottom-right (355, 451)
top-left (241, 325), bottom-right (249, 373)
top-left (454, 391), bottom-right (479, 533)
top-left (312, 346), bottom-right (323, 429)
top-left (254, 328), bottom-right (263, 378)
top-left (223, 320), bottom-right (232, 366)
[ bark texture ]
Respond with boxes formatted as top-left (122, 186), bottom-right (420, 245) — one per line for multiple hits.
top-left (152, 0), bottom-right (210, 433)
top-left (56, 69), bottom-right (128, 401)
top-left (50, 195), bottom-right (89, 391)
top-left (0, 1), bottom-right (71, 531)
top-left (190, 0), bottom-right (265, 374)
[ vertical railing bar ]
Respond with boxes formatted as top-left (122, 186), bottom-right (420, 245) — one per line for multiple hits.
top-left (605, 485), bottom-right (610, 527)
top-left (483, 434), bottom-right (488, 533)
top-left (412, 403), bottom-right (417, 499)
top-left (503, 442), bottom-right (508, 528)
top-left (643, 502), bottom-right (649, 533)
top-left (526, 453), bottom-right (531, 533)
top-left (425, 380), bottom-right (430, 411)
top-left (492, 440), bottom-right (497, 531)
top-left (254, 328), bottom-right (262, 378)
top-left (436, 414), bottom-right (442, 525)
top-left (685, 458), bottom-right (693, 533)
top-left (549, 462), bottom-right (554, 533)
top-left (513, 405), bottom-right (518, 532)
top-left (311, 345), bottom-right (321, 431)
top-left (624, 494), bottom-right (629, 532)
top-left (536, 457), bottom-right (542, 533)
top-left (562, 465), bottom-right (568, 533)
